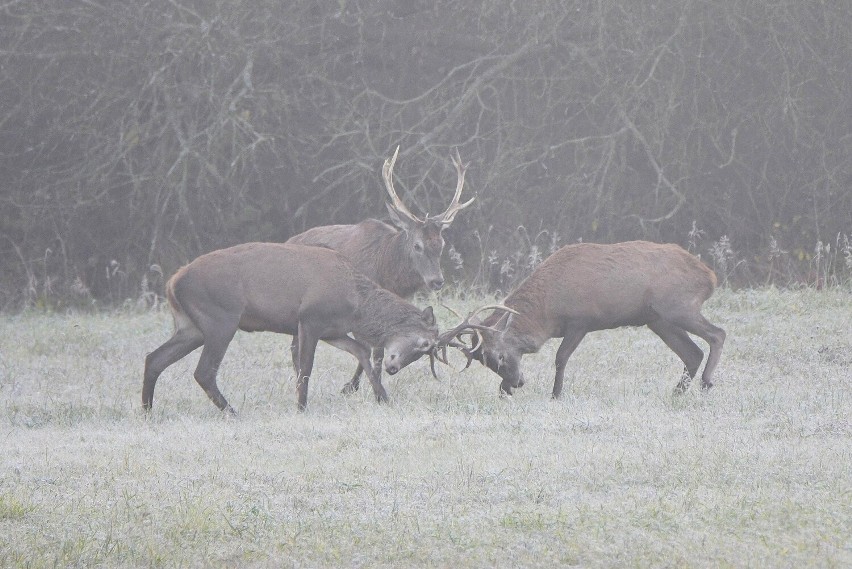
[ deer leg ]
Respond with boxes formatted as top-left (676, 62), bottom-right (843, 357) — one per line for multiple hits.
top-left (142, 327), bottom-right (204, 411)
top-left (296, 321), bottom-right (320, 412)
top-left (668, 312), bottom-right (726, 390)
top-left (326, 338), bottom-right (388, 403)
top-left (552, 329), bottom-right (586, 400)
top-left (341, 347), bottom-right (384, 394)
top-left (289, 335), bottom-right (299, 371)
top-left (648, 319), bottom-right (705, 394)
top-left (371, 347), bottom-right (384, 383)
top-left (341, 362), bottom-right (364, 395)
top-left (367, 346), bottom-right (389, 403)
top-left (193, 328), bottom-right (238, 414)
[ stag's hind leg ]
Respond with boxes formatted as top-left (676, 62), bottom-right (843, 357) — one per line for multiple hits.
top-left (648, 319), bottom-right (705, 394)
top-left (295, 321), bottom-right (321, 412)
top-left (657, 308), bottom-right (725, 390)
top-left (677, 314), bottom-right (725, 390)
top-left (181, 306), bottom-right (240, 414)
top-left (192, 328), bottom-right (238, 414)
top-left (143, 325), bottom-right (204, 410)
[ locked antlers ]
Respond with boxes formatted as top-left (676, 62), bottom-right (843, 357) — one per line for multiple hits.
top-left (431, 304), bottom-right (518, 372)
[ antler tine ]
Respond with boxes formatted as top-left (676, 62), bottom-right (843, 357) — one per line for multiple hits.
top-left (431, 328), bottom-right (479, 374)
top-left (429, 352), bottom-right (440, 379)
top-left (382, 146), bottom-right (423, 224)
top-left (440, 302), bottom-right (463, 319)
top-left (431, 336), bottom-right (478, 376)
top-left (465, 329), bottom-right (483, 353)
top-left (429, 303), bottom-right (516, 372)
top-left (436, 337), bottom-right (480, 372)
top-left (436, 148), bottom-right (475, 226)
top-left (434, 304), bottom-right (518, 347)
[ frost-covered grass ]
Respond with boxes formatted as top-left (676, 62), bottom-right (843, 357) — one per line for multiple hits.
top-left (0, 288), bottom-right (850, 568)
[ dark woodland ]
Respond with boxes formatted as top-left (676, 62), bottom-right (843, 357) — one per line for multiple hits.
top-left (1, 1), bottom-right (850, 309)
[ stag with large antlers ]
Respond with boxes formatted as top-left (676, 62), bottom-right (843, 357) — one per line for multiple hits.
top-left (143, 243), bottom-right (438, 413)
top-left (435, 241), bottom-right (726, 398)
top-left (287, 146), bottom-right (474, 394)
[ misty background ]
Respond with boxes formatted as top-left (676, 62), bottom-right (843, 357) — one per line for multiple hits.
top-left (1, 1), bottom-right (850, 309)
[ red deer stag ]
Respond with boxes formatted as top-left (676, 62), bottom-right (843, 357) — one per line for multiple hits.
top-left (143, 243), bottom-right (439, 413)
top-left (287, 146), bottom-right (473, 394)
top-left (437, 241), bottom-right (726, 398)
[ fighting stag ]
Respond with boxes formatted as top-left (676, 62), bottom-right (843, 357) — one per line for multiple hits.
top-left (287, 146), bottom-right (474, 393)
top-left (143, 243), bottom-right (438, 413)
top-left (435, 241), bottom-right (726, 398)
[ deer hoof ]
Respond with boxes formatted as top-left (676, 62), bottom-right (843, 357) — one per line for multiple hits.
top-left (341, 382), bottom-right (358, 395)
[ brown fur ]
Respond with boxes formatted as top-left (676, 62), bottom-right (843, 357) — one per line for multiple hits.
top-left (286, 148), bottom-right (472, 394)
top-left (287, 218), bottom-right (445, 395)
top-left (474, 241), bottom-right (725, 398)
top-left (287, 218), bottom-right (444, 299)
top-left (144, 243), bottom-right (437, 413)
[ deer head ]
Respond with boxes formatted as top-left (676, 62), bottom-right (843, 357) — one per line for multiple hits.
top-left (382, 306), bottom-right (438, 375)
top-left (431, 304), bottom-right (521, 386)
top-left (382, 146), bottom-right (475, 291)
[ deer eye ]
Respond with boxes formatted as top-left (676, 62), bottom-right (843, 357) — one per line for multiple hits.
top-left (413, 242), bottom-right (424, 253)
top-left (417, 338), bottom-right (431, 350)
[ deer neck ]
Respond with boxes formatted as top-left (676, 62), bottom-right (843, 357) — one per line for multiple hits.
top-left (375, 231), bottom-right (423, 298)
top-left (351, 273), bottom-right (411, 347)
top-left (502, 292), bottom-right (550, 353)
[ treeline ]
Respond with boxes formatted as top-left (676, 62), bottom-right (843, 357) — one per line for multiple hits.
top-left (1, 1), bottom-right (851, 309)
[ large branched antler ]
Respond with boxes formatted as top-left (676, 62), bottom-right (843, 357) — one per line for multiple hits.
top-left (433, 148), bottom-right (475, 226)
top-left (382, 146), bottom-right (423, 224)
top-left (382, 146), bottom-right (475, 228)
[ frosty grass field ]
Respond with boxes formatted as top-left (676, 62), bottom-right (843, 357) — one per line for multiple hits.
top-left (0, 287), bottom-right (850, 567)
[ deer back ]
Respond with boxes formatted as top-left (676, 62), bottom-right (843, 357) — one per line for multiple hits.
top-left (507, 241), bottom-right (717, 334)
top-left (169, 243), bottom-right (360, 335)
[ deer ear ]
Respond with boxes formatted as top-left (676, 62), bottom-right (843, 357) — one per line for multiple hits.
top-left (421, 306), bottom-right (436, 326)
top-left (386, 203), bottom-right (413, 232)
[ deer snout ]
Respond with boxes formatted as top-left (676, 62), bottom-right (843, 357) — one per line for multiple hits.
top-left (384, 353), bottom-right (400, 375)
top-left (427, 278), bottom-right (445, 291)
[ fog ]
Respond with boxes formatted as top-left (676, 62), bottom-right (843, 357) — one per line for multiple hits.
top-left (1, 1), bottom-right (850, 306)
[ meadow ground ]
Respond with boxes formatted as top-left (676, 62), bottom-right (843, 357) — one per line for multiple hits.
top-left (0, 288), bottom-right (850, 568)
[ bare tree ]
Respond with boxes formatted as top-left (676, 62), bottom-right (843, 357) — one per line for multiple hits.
top-left (1, 0), bottom-right (850, 307)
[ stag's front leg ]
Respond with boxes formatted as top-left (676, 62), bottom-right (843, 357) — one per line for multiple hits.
top-left (340, 364), bottom-right (364, 395)
top-left (325, 338), bottom-right (389, 403)
top-left (340, 348), bottom-right (384, 394)
top-left (552, 330), bottom-right (585, 399)
top-left (370, 347), bottom-right (384, 389)
top-left (365, 357), bottom-right (390, 404)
